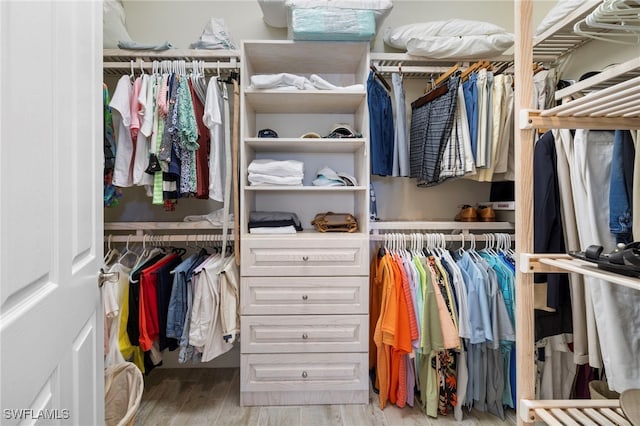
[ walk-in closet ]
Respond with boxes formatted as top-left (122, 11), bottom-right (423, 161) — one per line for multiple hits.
top-left (1, 1), bottom-right (640, 425)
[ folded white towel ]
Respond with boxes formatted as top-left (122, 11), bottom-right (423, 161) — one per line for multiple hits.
top-left (248, 159), bottom-right (304, 177)
top-left (248, 173), bottom-right (303, 186)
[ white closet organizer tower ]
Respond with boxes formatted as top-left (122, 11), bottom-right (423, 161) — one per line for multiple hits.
top-left (239, 40), bottom-right (370, 406)
top-left (515, 1), bottom-right (640, 424)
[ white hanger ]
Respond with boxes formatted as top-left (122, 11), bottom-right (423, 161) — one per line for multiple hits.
top-left (574, 0), bottom-right (640, 44)
top-left (104, 235), bottom-right (120, 265)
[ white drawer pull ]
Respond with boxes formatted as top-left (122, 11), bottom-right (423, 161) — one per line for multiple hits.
top-left (302, 371), bottom-right (308, 378)
top-left (302, 333), bottom-right (308, 340)
top-left (302, 294), bottom-right (308, 300)
top-left (302, 255), bottom-right (309, 261)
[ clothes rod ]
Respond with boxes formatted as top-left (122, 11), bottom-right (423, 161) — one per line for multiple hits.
top-left (370, 233), bottom-right (515, 242)
top-left (103, 61), bottom-right (239, 71)
top-left (106, 233), bottom-right (234, 243)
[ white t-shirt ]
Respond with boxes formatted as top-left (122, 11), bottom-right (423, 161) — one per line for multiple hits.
top-left (132, 75), bottom-right (153, 187)
top-left (203, 78), bottom-right (225, 202)
top-left (109, 75), bottom-right (134, 187)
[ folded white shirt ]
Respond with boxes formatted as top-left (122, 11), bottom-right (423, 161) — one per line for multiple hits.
top-left (248, 159), bottom-right (304, 177)
top-left (249, 73), bottom-right (315, 90)
top-left (309, 74), bottom-right (365, 91)
top-left (249, 73), bottom-right (364, 91)
top-left (248, 173), bottom-right (303, 186)
top-left (249, 225), bottom-right (297, 234)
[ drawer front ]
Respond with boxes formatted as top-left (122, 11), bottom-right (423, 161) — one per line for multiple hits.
top-left (241, 276), bottom-right (368, 315)
top-left (241, 352), bottom-right (368, 392)
top-left (241, 315), bottom-right (368, 354)
top-left (241, 237), bottom-right (368, 276)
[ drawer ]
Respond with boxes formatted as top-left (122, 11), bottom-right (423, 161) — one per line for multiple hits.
top-left (241, 314), bottom-right (368, 354)
top-left (241, 236), bottom-right (368, 276)
top-left (241, 352), bottom-right (368, 393)
top-left (241, 276), bottom-right (368, 315)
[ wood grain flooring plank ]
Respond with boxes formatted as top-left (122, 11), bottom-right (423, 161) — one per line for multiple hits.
top-left (214, 369), bottom-right (261, 426)
top-left (136, 374), bottom-right (190, 426)
top-left (342, 403), bottom-right (388, 426)
top-left (300, 405), bottom-right (344, 426)
top-left (257, 406), bottom-right (301, 426)
top-left (134, 368), bottom-right (517, 426)
top-left (382, 404), bottom-right (432, 426)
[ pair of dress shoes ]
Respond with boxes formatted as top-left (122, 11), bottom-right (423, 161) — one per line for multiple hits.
top-left (454, 205), bottom-right (496, 222)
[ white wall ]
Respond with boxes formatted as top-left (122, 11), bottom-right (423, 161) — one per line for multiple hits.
top-left (122, 1), bottom-right (528, 52)
top-left (113, 1), bottom-right (548, 223)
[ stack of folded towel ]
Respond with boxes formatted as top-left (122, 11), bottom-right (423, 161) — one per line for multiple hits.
top-left (248, 159), bottom-right (304, 186)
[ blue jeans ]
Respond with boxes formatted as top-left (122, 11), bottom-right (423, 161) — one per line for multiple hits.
top-left (609, 130), bottom-right (635, 244)
top-left (462, 73), bottom-right (478, 163)
top-left (367, 71), bottom-right (394, 176)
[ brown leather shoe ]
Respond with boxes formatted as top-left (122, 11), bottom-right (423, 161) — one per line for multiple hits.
top-left (477, 205), bottom-right (496, 222)
top-left (455, 205), bottom-right (478, 222)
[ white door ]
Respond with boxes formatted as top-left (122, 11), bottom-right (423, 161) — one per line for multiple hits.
top-left (0, 1), bottom-right (104, 425)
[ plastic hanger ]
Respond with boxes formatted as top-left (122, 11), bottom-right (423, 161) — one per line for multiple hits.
top-left (103, 235), bottom-right (120, 266)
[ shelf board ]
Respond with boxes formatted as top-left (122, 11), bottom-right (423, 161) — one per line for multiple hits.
top-left (369, 221), bottom-right (515, 231)
top-left (243, 229), bottom-right (369, 239)
top-left (555, 56), bottom-right (640, 101)
top-left (104, 221), bottom-right (227, 231)
top-left (244, 90), bottom-right (365, 113)
top-left (523, 111), bottom-right (640, 130)
top-left (245, 138), bottom-right (365, 153)
top-left (519, 398), bottom-right (624, 425)
top-left (245, 185), bottom-right (367, 192)
top-left (520, 253), bottom-right (640, 292)
top-left (532, 0), bottom-right (602, 61)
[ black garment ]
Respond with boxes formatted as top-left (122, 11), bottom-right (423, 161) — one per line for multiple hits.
top-left (533, 131), bottom-right (572, 340)
top-left (127, 253), bottom-right (165, 346)
top-left (156, 255), bottom-right (183, 352)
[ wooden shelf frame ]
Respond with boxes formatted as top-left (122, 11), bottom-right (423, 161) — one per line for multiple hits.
top-left (515, 0), bottom-right (639, 425)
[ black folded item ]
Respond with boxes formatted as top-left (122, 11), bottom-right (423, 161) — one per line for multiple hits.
top-left (569, 242), bottom-right (640, 277)
top-left (249, 219), bottom-right (301, 230)
top-left (249, 211), bottom-right (303, 231)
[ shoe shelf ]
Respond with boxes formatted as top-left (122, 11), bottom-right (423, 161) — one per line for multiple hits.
top-left (369, 221), bottom-right (515, 232)
top-left (520, 253), bottom-right (640, 292)
top-left (519, 399), bottom-right (629, 426)
top-left (245, 138), bottom-right (365, 153)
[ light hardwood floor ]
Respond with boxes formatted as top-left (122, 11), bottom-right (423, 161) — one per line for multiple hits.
top-left (134, 368), bottom-right (517, 425)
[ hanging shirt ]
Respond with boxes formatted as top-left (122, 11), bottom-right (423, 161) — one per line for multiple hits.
top-left (203, 77), bottom-right (225, 201)
top-left (109, 75), bottom-right (135, 187)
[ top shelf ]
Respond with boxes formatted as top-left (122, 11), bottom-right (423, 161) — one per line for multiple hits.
top-left (532, 0), bottom-right (603, 62)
